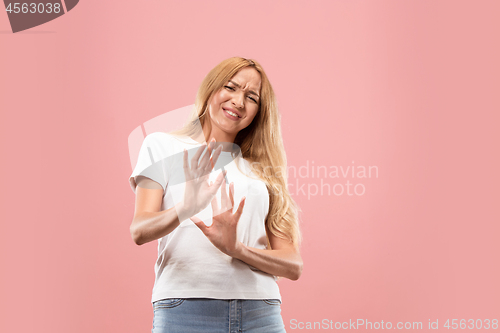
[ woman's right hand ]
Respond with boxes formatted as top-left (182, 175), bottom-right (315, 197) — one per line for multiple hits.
top-left (177, 139), bottom-right (226, 222)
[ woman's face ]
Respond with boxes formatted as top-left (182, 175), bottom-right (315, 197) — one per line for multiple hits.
top-left (207, 67), bottom-right (261, 141)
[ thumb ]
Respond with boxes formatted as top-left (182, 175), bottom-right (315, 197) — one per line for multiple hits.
top-left (209, 171), bottom-right (226, 196)
top-left (190, 216), bottom-right (209, 234)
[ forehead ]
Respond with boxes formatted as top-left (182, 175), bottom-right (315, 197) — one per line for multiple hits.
top-left (229, 67), bottom-right (261, 91)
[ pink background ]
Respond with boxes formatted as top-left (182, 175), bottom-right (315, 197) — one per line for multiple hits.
top-left (1, 1), bottom-right (499, 332)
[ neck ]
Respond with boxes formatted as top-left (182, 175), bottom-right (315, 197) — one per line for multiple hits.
top-left (201, 123), bottom-right (236, 145)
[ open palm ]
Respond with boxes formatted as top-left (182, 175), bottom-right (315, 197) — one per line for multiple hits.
top-left (191, 180), bottom-right (246, 257)
top-left (180, 140), bottom-right (225, 220)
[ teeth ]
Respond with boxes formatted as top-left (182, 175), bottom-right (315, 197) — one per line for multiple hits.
top-left (225, 110), bottom-right (238, 118)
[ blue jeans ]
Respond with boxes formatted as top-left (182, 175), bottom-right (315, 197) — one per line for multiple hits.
top-left (152, 298), bottom-right (286, 333)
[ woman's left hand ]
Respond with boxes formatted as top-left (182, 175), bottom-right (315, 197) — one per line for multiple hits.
top-left (190, 179), bottom-right (246, 257)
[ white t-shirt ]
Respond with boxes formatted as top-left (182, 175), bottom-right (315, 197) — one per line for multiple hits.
top-left (129, 132), bottom-right (282, 303)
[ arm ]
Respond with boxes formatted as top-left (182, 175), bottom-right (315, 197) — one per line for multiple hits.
top-left (191, 181), bottom-right (303, 281)
top-left (233, 226), bottom-right (303, 281)
top-left (131, 143), bottom-right (225, 245)
top-left (130, 177), bottom-right (186, 245)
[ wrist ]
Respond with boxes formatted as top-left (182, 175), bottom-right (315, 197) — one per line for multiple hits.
top-left (175, 201), bottom-right (194, 222)
top-left (231, 242), bottom-right (246, 260)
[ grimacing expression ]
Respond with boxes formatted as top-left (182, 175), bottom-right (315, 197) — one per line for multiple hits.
top-left (207, 67), bottom-right (261, 137)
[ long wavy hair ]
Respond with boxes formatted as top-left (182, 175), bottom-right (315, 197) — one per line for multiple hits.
top-left (171, 57), bottom-right (302, 249)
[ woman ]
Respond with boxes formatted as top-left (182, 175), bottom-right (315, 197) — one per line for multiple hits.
top-left (129, 57), bottom-right (303, 333)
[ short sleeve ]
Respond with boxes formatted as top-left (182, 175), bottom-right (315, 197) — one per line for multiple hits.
top-left (129, 133), bottom-right (169, 195)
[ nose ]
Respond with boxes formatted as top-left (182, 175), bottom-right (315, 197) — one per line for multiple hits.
top-left (232, 93), bottom-right (245, 109)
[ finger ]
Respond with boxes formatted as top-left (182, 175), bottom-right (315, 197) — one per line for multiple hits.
top-left (229, 182), bottom-right (235, 211)
top-left (190, 217), bottom-right (209, 234)
top-left (206, 146), bottom-right (222, 172)
top-left (209, 144), bottom-right (223, 170)
top-left (199, 139), bottom-right (218, 173)
top-left (220, 177), bottom-right (228, 210)
top-left (190, 216), bottom-right (202, 223)
top-left (210, 170), bottom-right (226, 195)
top-left (198, 143), bottom-right (212, 171)
top-left (183, 149), bottom-right (192, 180)
top-left (234, 196), bottom-right (246, 221)
top-left (191, 144), bottom-right (207, 171)
top-left (208, 138), bottom-right (217, 152)
top-left (211, 195), bottom-right (219, 215)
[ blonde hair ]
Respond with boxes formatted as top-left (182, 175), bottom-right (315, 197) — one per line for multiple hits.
top-left (171, 57), bottom-right (302, 249)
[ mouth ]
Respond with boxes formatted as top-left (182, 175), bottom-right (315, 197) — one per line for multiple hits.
top-left (223, 107), bottom-right (241, 118)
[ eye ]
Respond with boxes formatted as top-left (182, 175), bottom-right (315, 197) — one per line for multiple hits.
top-left (224, 85), bottom-right (235, 91)
top-left (248, 96), bottom-right (257, 103)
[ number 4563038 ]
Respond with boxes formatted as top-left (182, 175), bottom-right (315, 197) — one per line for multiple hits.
top-left (5, 3), bottom-right (62, 14)
top-left (443, 319), bottom-right (498, 330)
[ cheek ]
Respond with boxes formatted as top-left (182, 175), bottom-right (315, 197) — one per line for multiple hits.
top-left (209, 96), bottom-right (221, 112)
top-left (210, 91), bottom-right (224, 104)
top-left (243, 108), bottom-right (259, 126)
top-left (216, 90), bottom-right (231, 102)
top-left (249, 106), bottom-right (259, 120)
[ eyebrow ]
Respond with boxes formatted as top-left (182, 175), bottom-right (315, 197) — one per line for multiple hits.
top-left (228, 80), bottom-right (260, 98)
